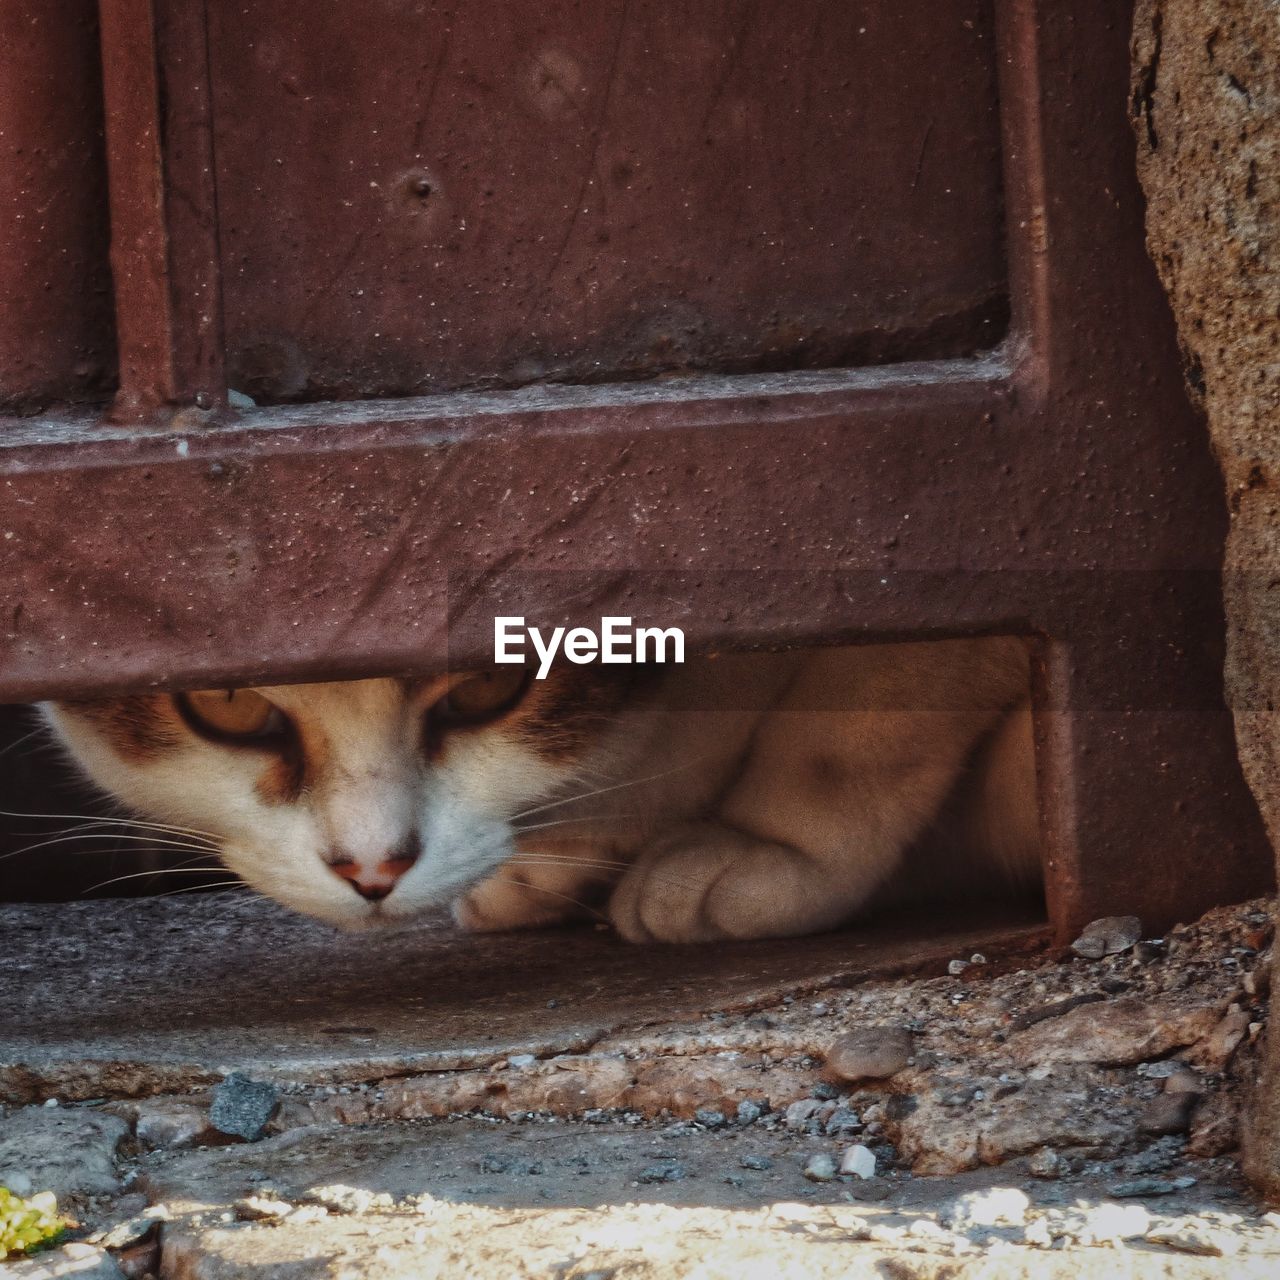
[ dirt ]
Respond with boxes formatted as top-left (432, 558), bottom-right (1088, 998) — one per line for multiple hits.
top-left (0, 895), bottom-right (1275, 1275)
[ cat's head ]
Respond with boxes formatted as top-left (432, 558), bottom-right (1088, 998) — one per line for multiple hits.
top-left (42, 668), bottom-right (647, 928)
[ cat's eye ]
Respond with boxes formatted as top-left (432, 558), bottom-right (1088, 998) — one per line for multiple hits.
top-left (432, 669), bottom-right (531, 728)
top-left (177, 689), bottom-right (286, 743)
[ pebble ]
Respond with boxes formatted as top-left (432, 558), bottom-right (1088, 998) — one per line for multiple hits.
top-left (693, 1108), bottom-right (726, 1129)
top-left (824, 1106), bottom-right (861, 1135)
top-left (803, 1153), bottom-right (838, 1182)
top-left (1071, 915), bottom-right (1143, 959)
top-left (638, 1163), bottom-right (687, 1184)
top-left (1163, 1066), bottom-right (1203, 1095)
top-left (824, 1026), bottom-right (914, 1082)
top-left (739, 1154), bottom-right (773, 1171)
top-left (135, 1100), bottom-right (215, 1150)
top-left (209, 1073), bottom-right (279, 1142)
top-left (1139, 1092), bottom-right (1197, 1135)
top-left (947, 1187), bottom-right (1030, 1229)
top-left (1107, 1175), bottom-right (1197, 1198)
top-left (1027, 1147), bottom-right (1066, 1179)
top-left (784, 1099), bottom-right (826, 1130)
top-left (839, 1145), bottom-right (877, 1180)
top-left (735, 1100), bottom-right (765, 1125)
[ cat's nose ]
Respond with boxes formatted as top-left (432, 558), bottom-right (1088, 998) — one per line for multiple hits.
top-left (326, 834), bottom-right (420, 902)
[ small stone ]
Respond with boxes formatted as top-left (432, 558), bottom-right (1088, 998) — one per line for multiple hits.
top-left (693, 1108), bottom-right (726, 1129)
top-left (739, 1154), bottom-right (773, 1171)
top-left (810, 1081), bottom-right (841, 1101)
top-left (839, 1145), bottom-right (877, 1179)
top-left (1027, 1147), bottom-right (1065, 1179)
top-left (1071, 915), bottom-right (1143, 959)
top-left (947, 959), bottom-right (970, 976)
top-left (135, 1100), bottom-right (215, 1150)
top-left (735, 1100), bottom-right (765, 1125)
top-left (784, 1099), bottom-right (825, 1130)
top-left (947, 1187), bottom-right (1030, 1229)
top-left (209, 1073), bottom-right (279, 1142)
top-left (1139, 1092), bottom-right (1197, 1135)
top-left (824, 1106), bottom-right (861, 1135)
top-left (1185, 1005), bottom-right (1251, 1070)
top-left (1107, 1176), bottom-right (1197, 1197)
top-left (1163, 1066), bottom-right (1203, 1095)
top-left (638, 1162), bottom-right (687, 1184)
top-left (507, 1054), bottom-right (537, 1068)
top-left (803, 1153), bottom-right (839, 1182)
top-left (824, 1026), bottom-right (914, 1083)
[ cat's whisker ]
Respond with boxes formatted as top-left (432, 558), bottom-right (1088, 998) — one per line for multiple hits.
top-left (0, 808), bottom-right (219, 840)
top-left (0, 831), bottom-right (220, 862)
top-left (151, 881), bottom-right (249, 899)
top-left (512, 814), bottom-right (636, 834)
top-left (2, 819), bottom-right (221, 844)
top-left (508, 854), bottom-right (634, 870)
top-left (510, 756), bottom-right (712, 821)
top-left (82, 867), bottom-right (231, 894)
top-left (497, 880), bottom-right (607, 922)
top-left (0, 728), bottom-right (49, 759)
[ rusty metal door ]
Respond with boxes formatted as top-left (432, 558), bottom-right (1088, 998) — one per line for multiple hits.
top-left (0, 1), bottom-right (1270, 930)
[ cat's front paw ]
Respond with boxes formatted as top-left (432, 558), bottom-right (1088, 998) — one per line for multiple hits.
top-left (608, 822), bottom-right (839, 944)
top-left (453, 852), bottom-right (602, 933)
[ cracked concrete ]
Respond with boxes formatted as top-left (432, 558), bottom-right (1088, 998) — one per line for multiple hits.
top-left (0, 894), bottom-right (1274, 1275)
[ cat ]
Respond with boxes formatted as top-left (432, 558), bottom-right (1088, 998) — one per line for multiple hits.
top-left (40, 637), bottom-right (1038, 943)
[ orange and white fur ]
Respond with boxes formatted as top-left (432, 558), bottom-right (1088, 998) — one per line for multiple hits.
top-left (42, 638), bottom-right (1038, 943)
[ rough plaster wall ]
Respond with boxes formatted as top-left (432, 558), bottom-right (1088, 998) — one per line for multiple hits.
top-left (1131, 0), bottom-right (1280, 1197)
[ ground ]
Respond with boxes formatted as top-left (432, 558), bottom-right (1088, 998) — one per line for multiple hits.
top-left (0, 894), bottom-right (1275, 1276)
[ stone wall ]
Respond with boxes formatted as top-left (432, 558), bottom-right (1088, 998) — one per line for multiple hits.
top-left (1131, 0), bottom-right (1280, 1198)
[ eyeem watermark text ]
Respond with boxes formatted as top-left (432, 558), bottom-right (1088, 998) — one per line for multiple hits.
top-left (495, 616), bottom-right (685, 679)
